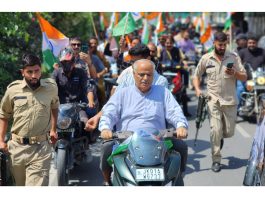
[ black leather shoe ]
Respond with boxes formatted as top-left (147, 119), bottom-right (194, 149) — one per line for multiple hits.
top-left (220, 138), bottom-right (224, 150)
top-left (211, 162), bottom-right (221, 172)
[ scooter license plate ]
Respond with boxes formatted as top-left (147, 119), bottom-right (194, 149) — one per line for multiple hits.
top-left (135, 168), bottom-right (165, 181)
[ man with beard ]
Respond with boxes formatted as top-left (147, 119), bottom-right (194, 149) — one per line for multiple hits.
top-left (147, 42), bottom-right (163, 74)
top-left (239, 34), bottom-right (265, 71)
top-left (0, 54), bottom-right (59, 185)
top-left (193, 31), bottom-right (247, 172)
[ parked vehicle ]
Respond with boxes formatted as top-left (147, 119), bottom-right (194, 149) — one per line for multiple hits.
top-left (107, 128), bottom-right (184, 186)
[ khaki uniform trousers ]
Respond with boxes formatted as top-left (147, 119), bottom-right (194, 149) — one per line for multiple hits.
top-left (207, 100), bottom-right (237, 163)
top-left (7, 140), bottom-right (52, 186)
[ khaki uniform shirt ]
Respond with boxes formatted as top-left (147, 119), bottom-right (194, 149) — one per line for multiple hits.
top-left (0, 78), bottom-right (59, 137)
top-left (194, 50), bottom-right (246, 106)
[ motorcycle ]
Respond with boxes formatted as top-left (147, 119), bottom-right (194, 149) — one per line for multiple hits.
top-left (103, 73), bottom-right (118, 101)
top-left (238, 64), bottom-right (265, 123)
top-left (162, 63), bottom-right (188, 114)
top-left (54, 101), bottom-right (93, 186)
top-left (107, 128), bottom-right (184, 186)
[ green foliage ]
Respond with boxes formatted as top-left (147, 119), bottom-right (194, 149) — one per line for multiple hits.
top-left (0, 12), bottom-right (99, 97)
top-left (44, 12), bottom-right (98, 42)
top-left (0, 12), bottom-right (41, 96)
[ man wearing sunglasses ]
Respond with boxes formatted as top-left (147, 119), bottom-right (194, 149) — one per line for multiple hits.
top-left (69, 37), bottom-right (97, 79)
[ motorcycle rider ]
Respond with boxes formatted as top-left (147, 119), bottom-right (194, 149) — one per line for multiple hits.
top-left (84, 43), bottom-right (169, 131)
top-left (237, 34), bottom-right (265, 112)
top-left (99, 59), bottom-right (188, 186)
top-left (52, 47), bottom-right (96, 125)
top-left (160, 36), bottom-right (192, 117)
top-left (239, 34), bottom-right (265, 71)
top-left (234, 33), bottom-right (247, 54)
top-left (147, 42), bottom-right (163, 75)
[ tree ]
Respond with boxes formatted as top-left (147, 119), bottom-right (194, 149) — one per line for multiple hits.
top-left (0, 12), bottom-right (98, 97)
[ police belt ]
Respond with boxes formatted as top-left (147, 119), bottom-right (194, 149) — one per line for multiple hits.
top-left (11, 133), bottom-right (48, 145)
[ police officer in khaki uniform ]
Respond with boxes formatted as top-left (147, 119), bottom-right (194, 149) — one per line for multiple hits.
top-left (0, 54), bottom-right (59, 185)
top-left (193, 32), bottom-right (247, 172)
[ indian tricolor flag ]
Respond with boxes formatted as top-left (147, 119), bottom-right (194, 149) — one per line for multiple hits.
top-left (100, 12), bottom-right (108, 31)
top-left (200, 13), bottom-right (214, 51)
top-left (155, 13), bottom-right (165, 35)
top-left (224, 12), bottom-right (233, 31)
top-left (36, 13), bottom-right (69, 73)
top-left (141, 19), bottom-right (150, 45)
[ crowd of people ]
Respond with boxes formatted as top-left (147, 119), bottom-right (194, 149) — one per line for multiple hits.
top-left (1, 14), bottom-right (265, 186)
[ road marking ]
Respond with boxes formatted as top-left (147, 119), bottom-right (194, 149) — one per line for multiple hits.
top-left (236, 124), bottom-right (251, 138)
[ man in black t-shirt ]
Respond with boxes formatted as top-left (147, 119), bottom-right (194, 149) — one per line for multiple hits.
top-left (239, 34), bottom-right (265, 71)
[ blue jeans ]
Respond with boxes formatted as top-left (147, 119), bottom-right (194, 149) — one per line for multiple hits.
top-left (237, 80), bottom-right (246, 109)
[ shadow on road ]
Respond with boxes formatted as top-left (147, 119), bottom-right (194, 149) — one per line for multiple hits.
top-left (69, 140), bottom-right (104, 186)
top-left (184, 139), bottom-right (212, 174)
top-left (186, 139), bottom-right (211, 154)
top-left (186, 153), bottom-right (210, 174)
top-left (221, 156), bottom-right (248, 170)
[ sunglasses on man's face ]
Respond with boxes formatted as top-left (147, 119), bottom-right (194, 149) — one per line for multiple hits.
top-left (71, 43), bottom-right (81, 47)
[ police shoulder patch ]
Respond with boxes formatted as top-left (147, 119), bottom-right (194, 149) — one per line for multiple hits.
top-left (7, 80), bottom-right (23, 89)
top-left (43, 78), bottom-right (57, 85)
top-left (231, 52), bottom-right (238, 57)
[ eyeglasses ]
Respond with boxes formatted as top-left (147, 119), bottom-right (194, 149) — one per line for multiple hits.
top-left (71, 43), bottom-right (81, 47)
top-left (135, 72), bottom-right (153, 78)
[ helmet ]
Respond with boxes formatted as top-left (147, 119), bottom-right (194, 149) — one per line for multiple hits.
top-left (58, 47), bottom-right (75, 62)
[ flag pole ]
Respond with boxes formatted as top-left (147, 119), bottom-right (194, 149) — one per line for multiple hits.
top-left (90, 13), bottom-right (98, 38)
top-left (119, 13), bottom-right (130, 53)
top-left (122, 13), bottom-right (130, 38)
top-left (229, 22), bottom-right (232, 51)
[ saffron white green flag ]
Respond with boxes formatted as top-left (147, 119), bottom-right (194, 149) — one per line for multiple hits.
top-left (36, 13), bottom-right (69, 73)
top-left (141, 19), bottom-right (150, 45)
top-left (224, 12), bottom-right (232, 31)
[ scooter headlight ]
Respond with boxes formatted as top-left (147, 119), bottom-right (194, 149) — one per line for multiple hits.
top-left (246, 80), bottom-right (254, 92)
top-left (57, 117), bottom-right (72, 129)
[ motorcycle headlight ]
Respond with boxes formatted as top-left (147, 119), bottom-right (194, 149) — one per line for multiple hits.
top-left (257, 77), bottom-right (265, 85)
top-left (246, 80), bottom-right (254, 92)
top-left (57, 117), bottom-right (72, 129)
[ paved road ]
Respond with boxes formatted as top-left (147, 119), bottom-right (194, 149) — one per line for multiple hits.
top-left (184, 92), bottom-right (255, 186)
top-left (49, 90), bottom-right (256, 186)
